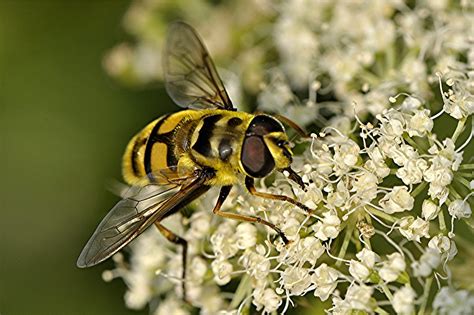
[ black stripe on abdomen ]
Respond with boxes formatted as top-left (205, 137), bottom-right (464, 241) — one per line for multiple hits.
top-left (192, 114), bottom-right (222, 157)
top-left (144, 115), bottom-right (170, 181)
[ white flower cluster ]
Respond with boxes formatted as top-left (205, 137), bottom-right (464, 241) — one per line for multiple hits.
top-left (105, 83), bottom-right (473, 313)
top-left (102, 0), bottom-right (473, 314)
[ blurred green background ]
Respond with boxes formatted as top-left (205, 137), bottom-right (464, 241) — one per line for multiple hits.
top-left (1, 1), bottom-right (171, 314)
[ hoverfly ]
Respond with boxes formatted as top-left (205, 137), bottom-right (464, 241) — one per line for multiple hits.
top-left (77, 22), bottom-right (311, 296)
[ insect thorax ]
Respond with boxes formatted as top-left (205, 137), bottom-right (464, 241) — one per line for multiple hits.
top-left (188, 110), bottom-right (252, 183)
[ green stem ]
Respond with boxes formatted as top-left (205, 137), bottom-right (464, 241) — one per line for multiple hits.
top-left (404, 134), bottom-right (425, 153)
top-left (363, 213), bottom-right (373, 250)
top-left (336, 222), bottom-right (355, 267)
top-left (418, 277), bottom-right (433, 315)
top-left (456, 171), bottom-right (474, 178)
top-left (438, 209), bottom-right (447, 232)
top-left (459, 164), bottom-right (474, 170)
top-left (368, 207), bottom-right (397, 223)
top-left (449, 187), bottom-right (463, 200)
top-left (376, 307), bottom-right (390, 315)
top-left (353, 229), bottom-right (362, 252)
top-left (229, 274), bottom-right (251, 309)
top-left (452, 118), bottom-right (467, 143)
top-left (380, 283), bottom-right (394, 304)
top-left (357, 69), bottom-right (380, 86)
top-left (386, 42), bottom-right (396, 72)
top-left (412, 181), bottom-right (428, 198)
top-left (456, 176), bottom-right (472, 190)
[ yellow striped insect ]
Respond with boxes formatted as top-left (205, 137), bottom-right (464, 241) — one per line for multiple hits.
top-left (77, 21), bottom-right (310, 297)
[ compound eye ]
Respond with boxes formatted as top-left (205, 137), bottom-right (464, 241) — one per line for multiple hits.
top-left (241, 136), bottom-right (275, 178)
top-left (247, 115), bottom-right (284, 136)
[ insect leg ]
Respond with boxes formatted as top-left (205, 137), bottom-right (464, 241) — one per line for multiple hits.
top-left (212, 186), bottom-right (290, 244)
top-left (154, 222), bottom-right (188, 301)
top-left (273, 114), bottom-right (310, 138)
top-left (245, 176), bottom-right (312, 213)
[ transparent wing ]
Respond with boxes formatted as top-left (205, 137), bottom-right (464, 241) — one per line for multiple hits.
top-left (77, 169), bottom-right (210, 268)
top-left (163, 21), bottom-right (234, 111)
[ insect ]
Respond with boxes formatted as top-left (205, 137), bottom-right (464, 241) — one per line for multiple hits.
top-left (77, 21), bottom-right (311, 297)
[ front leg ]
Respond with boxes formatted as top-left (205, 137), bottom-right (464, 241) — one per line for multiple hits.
top-left (245, 176), bottom-right (312, 213)
top-left (212, 185), bottom-right (289, 244)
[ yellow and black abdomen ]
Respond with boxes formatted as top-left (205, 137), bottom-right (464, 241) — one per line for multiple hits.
top-left (122, 110), bottom-right (202, 185)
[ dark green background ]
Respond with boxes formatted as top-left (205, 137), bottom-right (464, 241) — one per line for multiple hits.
top-left (1, 1), bottom-right (169, 314)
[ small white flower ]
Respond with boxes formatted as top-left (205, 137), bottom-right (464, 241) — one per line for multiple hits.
top-left (298, 237), bottom-right (325, 265)
top-left (235, 223), bottom-right (257, 249)
top-left (349, 260), bottom-right (371, 283)
top-left (411, 248), bottom-right (441, 277)
top-left (357, 248), bottom-right (380, 268)
top-left (428, 183), bottom-right (450, 204)
top-left (327, 180), bottom-right (351, 210)
top-left (349, 248), bottom-right (380, 282)
top-left (239, 249), bottom-right (271, 280)
top-left (313, 149), bottom-right (335, 175)
top-left (433, 287), bottom-right (474, 315)
top-left (278, 236), bottom-right (325, 265)
top-left (194, 284), bottom-right (225, 315)
top-left (274, 14), bottom-right (319, 88)
top-left (210, 222), bottom-right (238, 259)
top-left (379, 253), bottom-right (406, 282)
top-left (333, 139), bottom-right (360, 170)
top-left (399, 216), bottom-right (430, 242)
top-left (365, 145), bottom-right (391, 178)
top-left (396, 158), bottom-right (428, 185)
top-left (448, 199), bottom-right (472, 219)
top-left (352, 172), bottom-right (379, 202)
top-left (311, 263), bottom-right (339, 301)
top-left (344, 283), bottom-right (375, 312)
top-left (424, 161), bottom-right (454, 187)
top-left (422, 199), bottom-right (439, 220)
top-left (154, 296), bottom-right (190, 315)
top-left (390, 144), bottom-right (419, 167)
top-left (379, 186), bottom-right (414, 214)
top-left (408, 109), bottom-right (433, 137)
top-left (188, 256), bottom-right (208, 285)
top-left (428, 235), bottom-right (458, 260)
top-left (186, 212), bottom-right (211, 239)
top-left (281, 217), bottom-right (302, 241)
top-left (443, 85), bottom-right (474, 119)
top-left (257, 72), bottom-right (293, 111)
top-left (211, 258), bottom-right (233, 286)
top-left (400, 96), bottom-right (422, 111)
top-left (282, 266), bottom-right (312, 295)
top-left (312, 211), bottom-right (341, 241)
top-left (380, 109), bottom-right (406, 137)
top-left (393, 285), bottom-right (416, 315)
top-left (429, 139), bottom-right (463, 171)
top-left (253, 287), bottom-right (282, 314)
